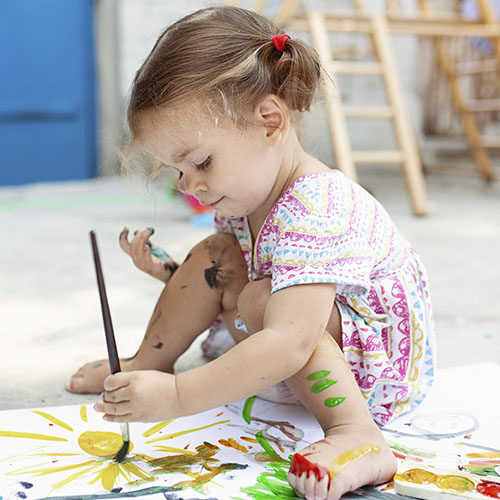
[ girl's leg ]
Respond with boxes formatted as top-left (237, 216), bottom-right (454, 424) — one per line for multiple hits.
top-left (67, 233), bottom-right (248, 394)
top-left (237, 278), bottom-right (397, 500)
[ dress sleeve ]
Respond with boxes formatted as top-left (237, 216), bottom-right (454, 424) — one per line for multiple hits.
top-left (213, 211), bottom-right (234, 235)
top-left (270, 193), bottom-right (376, 296)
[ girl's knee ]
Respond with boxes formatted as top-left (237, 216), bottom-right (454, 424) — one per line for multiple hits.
top-left (188, 233), bottom-right (248, 300)
top-left (237, 277), bottom-right (271, 331)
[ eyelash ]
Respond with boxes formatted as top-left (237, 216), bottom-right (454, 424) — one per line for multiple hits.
top-left (194, 156), bottom-right (212, 171)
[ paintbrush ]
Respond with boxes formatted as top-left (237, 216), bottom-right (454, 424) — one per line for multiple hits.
top-left (89, 230), bottom-right (130, 463)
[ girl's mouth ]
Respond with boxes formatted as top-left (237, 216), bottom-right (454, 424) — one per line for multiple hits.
top-left (208, 197), bottom-right (224, 208)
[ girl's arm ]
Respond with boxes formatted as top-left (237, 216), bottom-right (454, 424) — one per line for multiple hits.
top-left (176, 281), bottom-right (337, 415)
top-left (95, 282), bottom-right (337, 422)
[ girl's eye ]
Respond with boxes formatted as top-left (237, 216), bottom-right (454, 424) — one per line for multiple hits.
top-left (195, 156), bottom-right (212, 171)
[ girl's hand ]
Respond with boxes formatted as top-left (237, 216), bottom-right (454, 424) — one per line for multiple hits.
top-left (94, 370), bottom-right (181, 423)
top-left (119, 227), bottom-right (179, 283)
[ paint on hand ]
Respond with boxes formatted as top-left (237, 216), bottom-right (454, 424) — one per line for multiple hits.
top-left (328, 443), bottom-right (381, 479)
top-left (289, 452), bottom-right (330, 483)
top-left (147, 240), bottom-right (179, 274)
top-left (242, 396), bottom-right (257, 424)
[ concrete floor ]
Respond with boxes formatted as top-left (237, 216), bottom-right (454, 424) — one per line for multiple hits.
top-left (1, 165), bottom-right (499, 411)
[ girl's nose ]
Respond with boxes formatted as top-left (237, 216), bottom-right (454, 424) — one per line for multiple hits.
top-left (182, 174), bottom-right (207, 196)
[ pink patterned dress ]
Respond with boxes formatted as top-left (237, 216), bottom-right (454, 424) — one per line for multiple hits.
top-left (210, 171), bottom-right (436, 425)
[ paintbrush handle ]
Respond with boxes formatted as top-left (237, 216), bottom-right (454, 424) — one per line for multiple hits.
top-left (90, 230), bottom-right (121, 375)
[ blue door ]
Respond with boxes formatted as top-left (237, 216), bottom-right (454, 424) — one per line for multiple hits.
top-left (0, 0), bottom-right (97, 185)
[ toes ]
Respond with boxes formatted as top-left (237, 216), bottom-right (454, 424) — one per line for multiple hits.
top-left (304, 473), bottom-right (318, 499)
top-left (288, 471), bottom-right (306, 498)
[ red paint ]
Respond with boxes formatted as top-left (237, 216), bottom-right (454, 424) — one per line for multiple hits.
top-left (184, 444), bottom-right (190, 450)
top-left (392, 451), bottom-right (406, 460)
top-left (290, 453), bottom-right (331, 487)
top-left (477, 481), bottom-right (500, 498)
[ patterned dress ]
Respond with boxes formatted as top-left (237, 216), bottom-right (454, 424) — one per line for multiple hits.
top-left (208, 171), bottom-right (436, 426)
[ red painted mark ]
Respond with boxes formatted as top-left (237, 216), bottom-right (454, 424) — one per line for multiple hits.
top-left (49, 423), bottom-right (54, 426)
top-left (290, 453), bottom-right (331, 488)
top-left (184, 444), bottom-right (190, 450)
top-left (216, 412), bottom-right (223, 417)
top-left (464, 434), bottom-right (471, 439)
top-left (407, 455), bottom-right (424, 463)
top-left (477, 481), bottom-right (500, 498)
top-left (392, 451), bottom-right (406, 460)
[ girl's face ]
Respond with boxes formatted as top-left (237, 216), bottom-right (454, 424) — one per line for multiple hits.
top-left (140, 107), bottom-right (284, 219)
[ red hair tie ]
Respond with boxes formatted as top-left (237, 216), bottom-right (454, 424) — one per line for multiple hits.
top-left (272, 34), bottom-right (290, 53)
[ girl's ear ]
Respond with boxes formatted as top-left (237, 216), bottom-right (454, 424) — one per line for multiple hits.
top-left (253, 94), bottom-right (289, 145)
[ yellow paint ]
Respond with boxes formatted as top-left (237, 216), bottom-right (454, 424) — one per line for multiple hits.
top-left (241, 436), bottom-right (259, 444)
top-left (466, 451), bottom-right (500, 459)
top-left (80, 405), bottom-right (88, 423)
top-left (33, 411), bottom-right (74, 431)
top-left (395, 468), bottom-right (476, 494)
top-left (152, 445), bottom-right (197, 455)
top-left (78, 431), bottom-right (133, 457)
top-left (7, 459), bottom-right (97, 477)
top-left (121, 462), bottom-right (155, 481)
top-left (395, 468), bottom-right (438, 485)
top-left (88, 462), bottom-right (121, 491)
top-left (49, 463), bottom-right (102, 493)
top-left (146, 419), bottom-right (230, 444)
top-left (33, 453), bottom-right (80, 457)
top-left (218, 438), bottom-right (248, 453)
top-left (142, 418), bottom-right (175, 437)
top-left (328, 444), bottom-right (380, 478)
top-left (0, 431), bottom-right (68, 441)
top-left (436, 474), bottom-right (475, 493)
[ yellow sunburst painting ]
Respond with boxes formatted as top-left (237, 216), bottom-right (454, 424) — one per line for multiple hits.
top-left (0, 400), bottom-right (314, 500)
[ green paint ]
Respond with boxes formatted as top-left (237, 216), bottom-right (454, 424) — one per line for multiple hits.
top-left (255, 431), bottom-right (285, 462)
top-left (242, 396), bottom-right (257, 424)
top-left (311, 378), bottom-right (337, 393)
top-left (385, 439), bottom-right (437, 458)
top-left (241, 459), bottom-right (300, 500)
top-left (306, 370), bottom-right (331, 381)
top-left (467, 466), bottom-right (500, 477)
top-left (324, 396), bottom-right (345, 407)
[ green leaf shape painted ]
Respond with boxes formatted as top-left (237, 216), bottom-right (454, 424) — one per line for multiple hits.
top-left (311, 378), bottom-right (337, 393)
top-left (324, 397), bottom-right (346, 407)
top-left (306, 370), bottom-right (331, 381)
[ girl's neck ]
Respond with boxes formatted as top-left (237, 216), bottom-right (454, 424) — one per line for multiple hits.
top-left (247, 132), bottom-right (329, 240)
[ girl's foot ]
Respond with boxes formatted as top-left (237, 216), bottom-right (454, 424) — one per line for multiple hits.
top-left (65, 358), bottom-right (137, 394)
top-left (288, 422), bottom-right (396, 500)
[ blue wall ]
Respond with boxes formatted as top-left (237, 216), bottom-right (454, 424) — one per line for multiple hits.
top-left (0, 0), bottom-right (97, 185)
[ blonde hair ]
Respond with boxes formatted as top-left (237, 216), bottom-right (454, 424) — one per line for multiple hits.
top-left (127, 6), bottom-right (322, 138)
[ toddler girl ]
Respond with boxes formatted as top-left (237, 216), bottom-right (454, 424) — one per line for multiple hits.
top-left (68, 7), bottom-right (436, 499)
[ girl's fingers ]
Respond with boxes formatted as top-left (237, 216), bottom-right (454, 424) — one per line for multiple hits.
top-left (94, 399), bottom-right (131, 417)
top-left (103, 372), bottom-right (130, 392)
top-left (129, 228), bottom-right (154, 257)
top-left (119, 227), bottom-right (131, 255)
